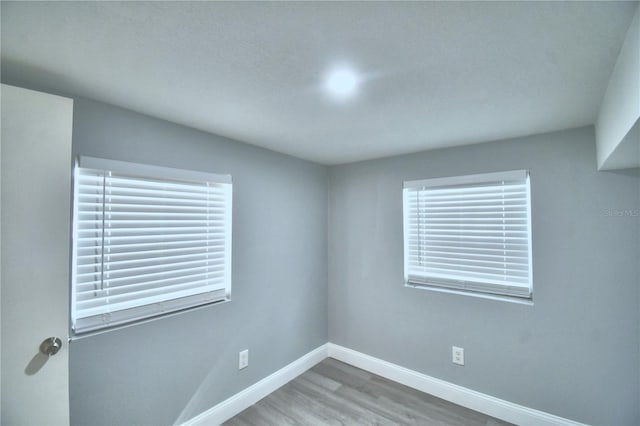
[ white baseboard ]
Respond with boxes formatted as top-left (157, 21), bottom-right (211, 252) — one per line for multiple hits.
top-left (182, 342), bottom-right (585, 426)
top-left (183, 344), bottom-right (328, 426)
top-left (327, 343), bottom-right (586, 426)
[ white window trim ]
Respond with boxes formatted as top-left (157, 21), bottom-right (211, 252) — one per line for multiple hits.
top-left (403, 170), bottom-right (533, 300)
top-left (79, 156), bottom-right (232, 185)
top-left (71, 156), bottom-right (232, 335)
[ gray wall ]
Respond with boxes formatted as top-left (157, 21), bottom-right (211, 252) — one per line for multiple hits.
top-left (69, 98), bottom-right (328, 425)
top-left (328, 127), bottom-right (640, 425)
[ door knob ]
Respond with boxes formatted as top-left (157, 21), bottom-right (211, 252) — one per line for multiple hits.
top-left (39, 337), bottom-right (62, 356)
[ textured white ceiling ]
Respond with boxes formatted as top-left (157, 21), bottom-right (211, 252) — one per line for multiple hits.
top-left (1, 1), bottom-right (637, 165)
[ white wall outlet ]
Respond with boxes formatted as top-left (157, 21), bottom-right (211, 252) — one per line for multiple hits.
top-left (239, 349), bottom-right (249, 370)
top-left (452, 346), bottom-right (464, 366)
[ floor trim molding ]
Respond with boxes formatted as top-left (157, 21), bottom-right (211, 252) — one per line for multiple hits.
top-left (183, 344), bottom-right (328, 425)
top-left (328, 343), bottom-right (586, 426)
top-left (182, 342), bottom-right (586, 426)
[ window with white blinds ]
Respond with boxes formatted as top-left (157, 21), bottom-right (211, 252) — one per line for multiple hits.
top-left (403, 170), bottom-right (532, 299)
top-left (71, 156), bottom-right (232, 334)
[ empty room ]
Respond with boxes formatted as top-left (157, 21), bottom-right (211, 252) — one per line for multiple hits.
top-left (1, 1), bottom-right (639, 425)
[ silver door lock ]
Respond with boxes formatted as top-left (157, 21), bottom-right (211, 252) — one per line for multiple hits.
top-left (39, 337), bottom-right (62, 356)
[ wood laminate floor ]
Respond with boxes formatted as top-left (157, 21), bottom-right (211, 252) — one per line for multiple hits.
top-left (224, 358), bottom-right (513, 426)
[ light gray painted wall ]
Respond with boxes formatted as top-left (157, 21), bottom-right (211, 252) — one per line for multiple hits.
top-left (328, 127), bottom-right (640, 425)
top-left (68, 98), bottom-right (328, 425)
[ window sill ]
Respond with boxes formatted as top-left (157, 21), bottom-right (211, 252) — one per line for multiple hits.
top-left (69, 297), bottom-right (231, 341)
top-left (404, 283), bottom-right (534, 306)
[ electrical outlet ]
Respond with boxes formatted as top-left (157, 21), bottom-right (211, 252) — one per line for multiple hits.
top-left (452, 346), bottom-right (464, 366)
top-left (239, 349), bottom-right (249, 370)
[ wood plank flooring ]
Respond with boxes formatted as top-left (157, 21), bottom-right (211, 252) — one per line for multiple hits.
top-left (224, 358), bottom-right (512, 426)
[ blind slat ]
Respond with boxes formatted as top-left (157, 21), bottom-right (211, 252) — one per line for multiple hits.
top-left (76, 270), bottom-right (225, 293)
top-left (77, 239), bottom-right (224, 254)
top-left (77, 232), bottom-right (227, 243)
top-left (79, 249), bottom-right (225, 264)
top-left (77, 280), bottom-right (226, 307)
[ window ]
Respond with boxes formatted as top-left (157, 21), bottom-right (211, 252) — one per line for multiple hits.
top-left (71, 157), bottom-right (232, 334)
top-left (403, 170), bottom-right (532, 299)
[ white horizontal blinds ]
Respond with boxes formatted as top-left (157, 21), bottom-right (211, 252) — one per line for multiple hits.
top-left (403, 170), bottom-right (532, 298)
top-left (72, 157), bottom-right (232, 333)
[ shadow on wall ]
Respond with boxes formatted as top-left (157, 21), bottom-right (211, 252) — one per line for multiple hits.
top-left (24, 353), bottom-right (49, 376)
